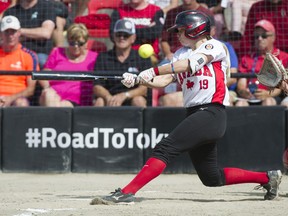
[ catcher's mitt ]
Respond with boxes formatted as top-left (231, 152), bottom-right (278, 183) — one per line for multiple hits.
top-left (257, 53), bottom-right (288, 89)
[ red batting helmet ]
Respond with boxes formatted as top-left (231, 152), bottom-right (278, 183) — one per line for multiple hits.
top-left (167, 10), bottom-right (211, 39)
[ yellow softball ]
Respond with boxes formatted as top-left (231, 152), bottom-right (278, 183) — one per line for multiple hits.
top-left (138, 44), bottom-right (154, 58)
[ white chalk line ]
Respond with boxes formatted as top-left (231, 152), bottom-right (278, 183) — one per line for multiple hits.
top-left (14, 208), bottom-right (77, 216)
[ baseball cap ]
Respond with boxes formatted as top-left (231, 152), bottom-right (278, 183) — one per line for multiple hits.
top-left (113, 19), bottom-right (136, 35)
top-left (254, 19), bottom-right (275, 33)
top-left (1, 15), bottom-right (21, 32)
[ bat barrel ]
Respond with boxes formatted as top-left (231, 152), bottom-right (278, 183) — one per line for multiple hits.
top-left (32, 72), bottom-right (96, 80)
top-left (32, 72), bottom-right (123, 81)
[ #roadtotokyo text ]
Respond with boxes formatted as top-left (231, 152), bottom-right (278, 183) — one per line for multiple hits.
top-left (25, 127), bottom-right (168, 149)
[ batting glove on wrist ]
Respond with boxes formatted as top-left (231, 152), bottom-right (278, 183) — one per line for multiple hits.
top-left (137, 68), bottom-right (157, 84)
top-left (121, 73), bottom-right (138, 88)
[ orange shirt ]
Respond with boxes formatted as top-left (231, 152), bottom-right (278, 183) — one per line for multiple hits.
top-left (0, 44), bottom-right (39, 95)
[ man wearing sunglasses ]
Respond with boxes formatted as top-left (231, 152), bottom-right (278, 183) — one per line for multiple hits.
top-left (240, 0), bottom-right (288, 56)
top-left (236, 19), bottom-right (288, 106)
top-left (93, 19), bottom-right (152, 107)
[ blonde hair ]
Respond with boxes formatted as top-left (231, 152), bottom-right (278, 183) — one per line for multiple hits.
top-left (66, 23), bottom-right (89, 42)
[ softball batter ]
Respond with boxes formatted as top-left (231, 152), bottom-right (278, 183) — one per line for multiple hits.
top-left (93, 10), bottom-right (282, 204)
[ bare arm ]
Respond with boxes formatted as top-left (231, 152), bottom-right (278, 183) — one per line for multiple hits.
top-left (38, 68), bottom-right (52, 89)
top-left (94, 84), bottom-right (147, 99)
top-left (156, 54), bottom-right (213, 76)
top-left (20, 77), bottom-right (36, 97)
top-left (237, 78), bottom-right (251, 99)
top-left (93, 85), bottom-right (112, 99)
top-left (14, 77), bottom-right (36, 98)
top-left (122, 85), bottom-right (147, 98)
top-left (94, 84), bottom-right (147, 106)
top-left (0, 77), bottom-right (36, 106)
top-left (21, 20), bottom-right (55, 40)
top-left (53, 17), bottom-right (66, 46)
top-left (144, 74), bottom-right (174, 88)
top-left (255, 88), bottom-right (281, 99)
top-left (226, 67), bottom-right (237, 87)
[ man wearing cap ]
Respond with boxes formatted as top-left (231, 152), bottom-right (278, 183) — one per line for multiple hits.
top-left (0, 15), bottom-right (39, 107)
top-left (3, 0), bottom-right (56, 69)
top-left (240, 0), bottom-right (288, 56)
top-left (236, 19), bottom-right (288, 106)
top-left (110, 0), bottom-right (164, 61)
top-left (93, 19), bottom-right (152, 107)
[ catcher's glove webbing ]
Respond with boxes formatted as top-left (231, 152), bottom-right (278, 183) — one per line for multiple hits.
top-left (257, 53), bottom-right (288, 89)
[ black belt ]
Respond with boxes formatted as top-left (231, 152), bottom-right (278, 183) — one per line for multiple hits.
top-left (186, 103), bottom-right (225, 113)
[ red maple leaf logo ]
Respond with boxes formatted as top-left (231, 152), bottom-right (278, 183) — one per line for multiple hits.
top-left (186, 80), bottom-right (194, 89)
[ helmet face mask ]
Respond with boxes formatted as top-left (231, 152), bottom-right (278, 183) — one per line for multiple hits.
top-left (168, 10), bottom-right (211, 39)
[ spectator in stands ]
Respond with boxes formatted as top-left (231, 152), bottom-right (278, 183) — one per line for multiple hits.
top-left (4, 0), bottom-right (57, 69)
top-left (39, 23), bottom-right (98, 107)
top-left (0, 15), bottom-right (39, 107)
top-left (236, 19), bottom-right (288, 106)
top-left (93, 19), bottom-right (151, 107)
top-left (148, 0), bottom-right (179, 15)
top-left (110, 0), bottom-right (164, 62)
top-left (240, 0), bottom-right (288, 57)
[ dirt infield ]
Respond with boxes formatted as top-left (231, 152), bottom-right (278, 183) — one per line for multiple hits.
top-left (0, 173), bottom-right (287, 216)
